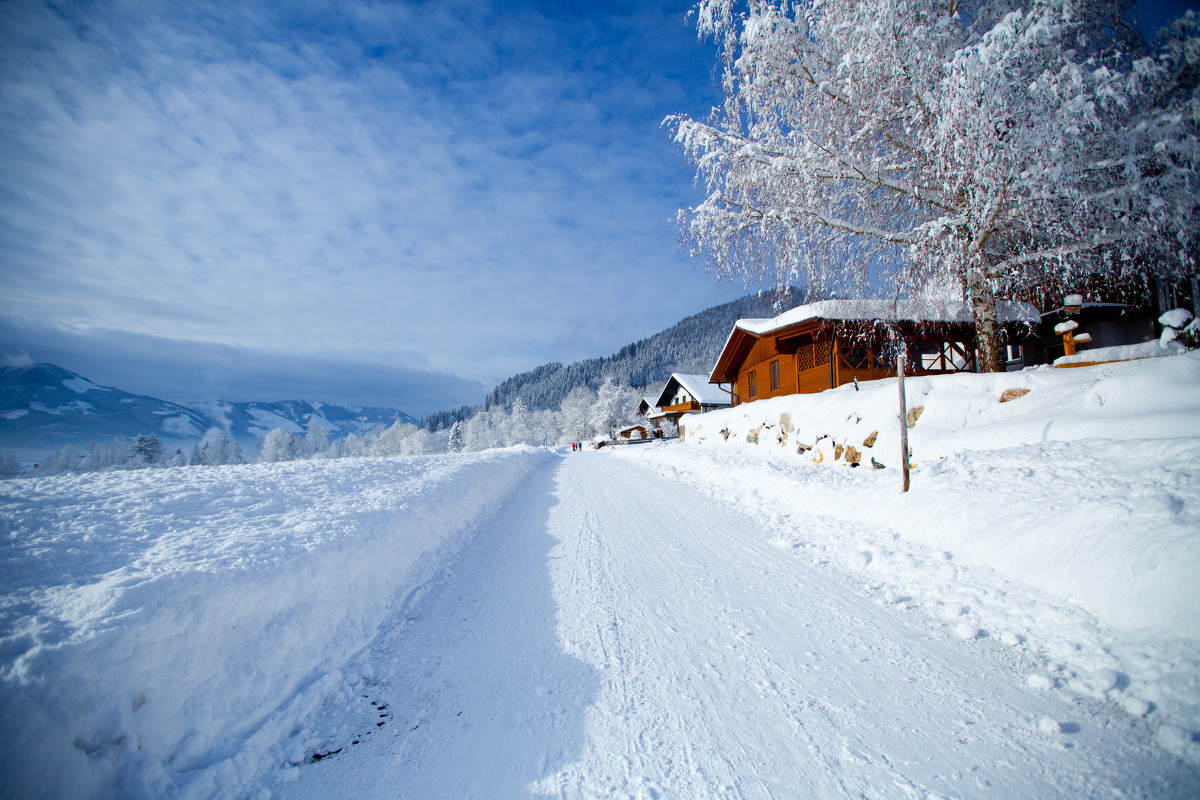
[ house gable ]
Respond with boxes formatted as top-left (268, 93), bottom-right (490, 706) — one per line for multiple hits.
top-left (709, 300), bottom-right (1039, 405)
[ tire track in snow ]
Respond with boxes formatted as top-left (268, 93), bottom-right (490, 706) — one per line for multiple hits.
top-left (538, 453), bottom-right (1194, 800)
top-left (275, 450), bottom-right (1198, 799)
top-left (274, 454), bottom-right (597, 800)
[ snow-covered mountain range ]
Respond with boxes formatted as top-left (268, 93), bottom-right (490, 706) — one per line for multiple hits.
top-left (0, 363), bottom-right (416, 459)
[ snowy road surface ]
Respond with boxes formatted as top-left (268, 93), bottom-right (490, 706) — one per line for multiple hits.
top-left (275, 451), bottom-right (1194, 799)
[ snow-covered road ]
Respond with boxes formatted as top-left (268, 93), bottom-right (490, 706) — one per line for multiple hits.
top-left (274, 451), bottom-right (1194, 799)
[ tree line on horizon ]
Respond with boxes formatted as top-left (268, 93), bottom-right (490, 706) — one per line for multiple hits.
top-left (9, 377), bottom-right (668, 477)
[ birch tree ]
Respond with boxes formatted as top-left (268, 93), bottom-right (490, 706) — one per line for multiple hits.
top-left (559, 385), bottom-right (596, 444)
top-left (672, 0), bottom-right (1199, 370)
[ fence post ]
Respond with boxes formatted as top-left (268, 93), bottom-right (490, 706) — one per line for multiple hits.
top-left (896, 335), bottom-right (910, 493)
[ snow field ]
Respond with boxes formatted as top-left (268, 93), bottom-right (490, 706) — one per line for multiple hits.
top-left (618, 352), bottom-right (1200, 762)
top-left (0, 447), bottom-right (553, 799)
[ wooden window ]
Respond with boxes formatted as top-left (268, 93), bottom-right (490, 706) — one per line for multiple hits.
top-left (841, 345), bottom-right (870, 370)
top-left (769, 359), bottom-right (780, 391)
top-left (748, 369), bottom-right (757, 399)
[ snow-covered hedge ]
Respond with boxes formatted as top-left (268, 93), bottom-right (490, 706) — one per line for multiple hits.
top-left (0, 447), bottom-right (552, 799)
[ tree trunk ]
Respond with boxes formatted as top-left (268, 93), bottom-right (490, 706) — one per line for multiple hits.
top-left (966, 260), bottom-right (1005, 373)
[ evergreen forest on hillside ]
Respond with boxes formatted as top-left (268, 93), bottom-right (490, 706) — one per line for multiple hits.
top-left (422, 288), bottom-right (804, 430)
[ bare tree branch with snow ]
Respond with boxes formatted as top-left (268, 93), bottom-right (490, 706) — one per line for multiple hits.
top-left (671, 0), bottom-right (1199, 370)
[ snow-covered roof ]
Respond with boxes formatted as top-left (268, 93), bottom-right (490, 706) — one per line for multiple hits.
top-left (1039, 301), bottom-right (1134, 320)
top-left (735, 299), bottom-right (1039, 338)
top-left (657, 373), bottom-right (732, 407)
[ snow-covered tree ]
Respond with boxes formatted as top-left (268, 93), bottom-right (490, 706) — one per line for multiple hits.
top-left (506, 397), bottom-right (531, 446)
top-left (591, 378), bottom-right (637, 439)
top-left (197, 429), bottom-right (234, 466)
top-left (559, 385), bottom-right (596, 444)
top-left (259, 428), bottom-right (298, 463)
top-left (400, 425), bottom-right (433, 455)
top-left (337, 432), bottom-right (367, 458)
top-left (129, 434), bottom-right (162, 467)
top-left (37, 445), bottom-right (79, 475)
top-left (370, 420), bottom-right (435, 456)
top-left (464, 410), bottom-right (493, 452)
top-left (304, 422), bottom-right (329, 459)
top-left (533, 408), bottom-right (560, 447)
top-left (672, 0), bottom-right (1199, 370)
top-left (446, 420), bottom-right (465, 452)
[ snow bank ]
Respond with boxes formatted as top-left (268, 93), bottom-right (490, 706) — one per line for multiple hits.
top-left (0, 447), bottom-right (551, 799)
top-left (617, 352), bottom-right (1200, 745)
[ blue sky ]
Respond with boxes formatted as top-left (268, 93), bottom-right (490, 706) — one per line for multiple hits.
top-left (1, 0), bottom-right (1195, 416)
top-left (0, 0), bottom-right (749, 415)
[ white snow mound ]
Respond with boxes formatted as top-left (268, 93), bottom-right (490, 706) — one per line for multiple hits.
top-left (0, 448), bottom-right (551, 799)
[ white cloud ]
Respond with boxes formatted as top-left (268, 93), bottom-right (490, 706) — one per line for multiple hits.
top-left (0, 0), bottom-right (746, 406)
top-left (2, 352), bottom-right (36, 368)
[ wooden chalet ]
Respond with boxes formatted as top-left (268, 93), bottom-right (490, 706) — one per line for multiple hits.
top-left (618, 424), bottom-right (649, 440)
top-left (634, 395), bottom-right (666, 437)
top-left (636, 396), bottom-right (658, 417)
top-left (709, 299), bottom-right (1039, 406)
top-left (652, 373), bottom-right (732, 426)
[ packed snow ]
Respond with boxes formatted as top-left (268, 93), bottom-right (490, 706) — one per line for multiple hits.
top-left (635, 352), bottom-right (1200, 748)
top-left (1, 449), bottom-right (550, 799)
top-left (1, 353), bottom-right (1199, 798)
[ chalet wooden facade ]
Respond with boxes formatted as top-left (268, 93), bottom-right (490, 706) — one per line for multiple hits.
top-left (652, 373), bottom-right (732, 425)
top-left (710, 300), bottom-right (1039, 406)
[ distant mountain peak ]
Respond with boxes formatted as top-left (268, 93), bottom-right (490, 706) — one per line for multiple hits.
top-left (0, 364), bottom-right (416, 459)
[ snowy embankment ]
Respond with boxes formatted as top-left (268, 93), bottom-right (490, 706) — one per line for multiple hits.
top-left (614, 352), bottom-right (1200, 759)
top-left (0, 447), bottom-right (551, 799)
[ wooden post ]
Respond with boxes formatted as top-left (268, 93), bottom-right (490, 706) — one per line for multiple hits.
top-left (1055, 320), bottom-right (1080, 357)
top-left (896, 333), bottom-right (910, 493)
